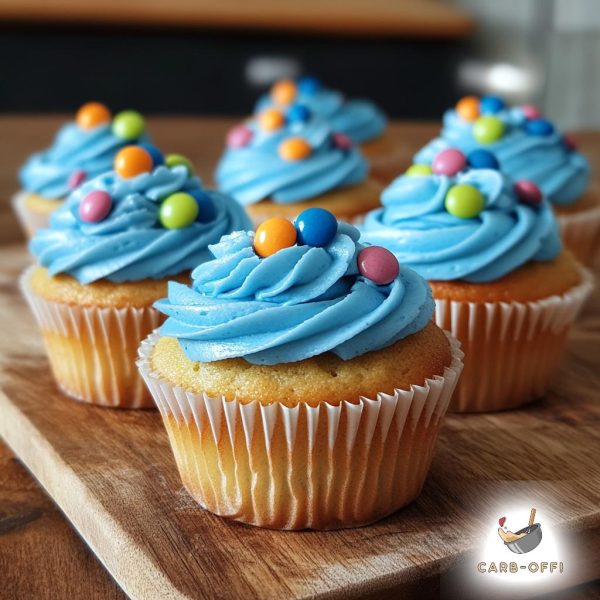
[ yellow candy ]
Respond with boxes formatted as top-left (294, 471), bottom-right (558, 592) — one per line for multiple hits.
top-left (76, 102), bottom-right (111, 130)
top-left (456, 96), bottom-right (480, 122)
top-left (271, 80), bottom-right (297, 106)
top-left (278, 137), bottom-right (311, 161)
top-left (258, 108), bottom-right (286, 132)
top-left (254, 217), bottom-right (297, 257)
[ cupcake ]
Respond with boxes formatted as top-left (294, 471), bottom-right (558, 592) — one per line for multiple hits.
top-left (22, 145), bottom-right (251, 408)
top-left (414, 96), bottom-right (599, 264)
top-left (216, 106), bottom-right (382, 225)
top-left (255, 77), bottom-right (401, 184)
top-left (138, 213), bottom-right (463, 529)
top-left (362, 148), bottom-right (593, 412)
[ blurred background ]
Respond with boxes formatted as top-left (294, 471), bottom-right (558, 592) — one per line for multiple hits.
top-left (0, 0), bottom-right (598, 128)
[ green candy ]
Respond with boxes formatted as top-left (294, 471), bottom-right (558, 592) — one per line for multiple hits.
top-left (165, 153), bottom-right (194, 174)
top-left (112, 110), bottom-right (145, 140)
top-left (473, 116), bottom-right (504, 144)
top-left (406, 164), bottom-right (433, 177)
top-left (445, 184), bottom-right (485, 219)
top-left (159, 192), bottom-right (198, 229)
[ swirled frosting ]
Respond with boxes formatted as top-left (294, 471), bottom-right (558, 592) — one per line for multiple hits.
top-left (361, 168), bottom-right (561, 283)
top-left (215, 115), bottom-right (368, 205)
top-left (414, 106), bottom-right (590, 206)
top-left (20, 122), bottom-right (149, 200)
top-left (30, 166), bottom-right (252, 284)
top-left (155, 222), bottom-right (434, 365)
top-left (256, 85), bottom-right (387, 144)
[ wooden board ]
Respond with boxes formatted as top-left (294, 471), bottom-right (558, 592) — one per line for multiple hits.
top-left (1, 243), bottom-right (599, 600)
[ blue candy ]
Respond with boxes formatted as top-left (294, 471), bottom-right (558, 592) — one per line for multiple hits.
top-left (467, 149), bottom-right (500, 170)
top-left (295, 208), bottom-right (337, 247)
top-left (297, 76), bottom-right (321, 95)
top-left (525, 119), bottom-right (554, 136)
top-left (190, 190), bottom-right (217, 223)
top-left (480, 95), bottom-right (505, 115)
top-left (137, 143), bottom-right (164, 167)
top-left (287, 104), bottom-right (312, 123)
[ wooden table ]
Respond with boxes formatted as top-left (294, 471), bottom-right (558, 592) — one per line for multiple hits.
top-left (1, 117), bottom-right (599, 599)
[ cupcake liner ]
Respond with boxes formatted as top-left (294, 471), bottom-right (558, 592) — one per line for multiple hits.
top-left (557, 204), bottom-right (600, 266)
top-left (12, 191), bottom-right (59, 239)
top-left (137, 331), bottom-right (463, 530)
top-left (434, 268), bottom-right (594, 413)
top-left (20, 266), bottom-right (161, 408)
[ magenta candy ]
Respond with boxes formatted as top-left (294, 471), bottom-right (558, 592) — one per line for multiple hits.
top-left (79, 190), bottom-right (112, 223)
top-left (227, 125), bottom-right (253, 148)
top-left (432, 148), bottom-right (467, 176)
top-left (68, 169), bottom-right (87, 190)
top-left (521, 104), bottom-right (541, 120)
top-left (332, 132), bottom-right (353, 150)
top-left (357, 246), bottom-right (399, 285)
top-left (563, 133), bottom-right (578, 151)
top-left (514, 180), bottom-right (542, 206)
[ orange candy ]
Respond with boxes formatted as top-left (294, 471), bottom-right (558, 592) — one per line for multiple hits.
top-left (76, 102), bottom-right (112, 130)
top-left (278, 137), bottom-right (312, 161)
top-left (455, 96), bottom-right (480, 122)
top-left (114, 146), bottom-right (153, 179)
top-left (254, 217), bottom-right (297, 258)
top-left (271, 80), bottom-right (297, 106)
top-left (258, 108), bottom-right (285, 132)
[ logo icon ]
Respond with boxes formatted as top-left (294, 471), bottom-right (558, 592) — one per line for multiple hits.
top-left (497, 507), bottom-right (542, 554)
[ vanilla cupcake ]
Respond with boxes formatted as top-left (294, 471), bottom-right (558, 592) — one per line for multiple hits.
top-left (138, 213), bottom-right (463, 529)
top-left (15, 102), bottom-right (150, 238)
top-left (362, 148), bottom-right (593, 412)
top-left (414, 95), bottom-right (599, 264)
top-left (216, 104), bottom-right (382, 225)
top-left (22, 145), bottom-right (251, 408)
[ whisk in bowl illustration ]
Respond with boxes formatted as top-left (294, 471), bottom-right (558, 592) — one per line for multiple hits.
top-left (498, 508), bottom-right (542, 554)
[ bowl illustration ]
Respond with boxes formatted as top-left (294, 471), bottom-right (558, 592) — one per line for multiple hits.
top-left (504, 523), bottom-right (543, 554)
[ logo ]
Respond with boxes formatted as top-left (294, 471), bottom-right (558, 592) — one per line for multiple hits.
top-left (497, 507), bottom-right (542, 554)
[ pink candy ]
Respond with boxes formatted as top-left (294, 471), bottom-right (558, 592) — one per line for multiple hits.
top-left (227, 125), bottom-right (253, 148)
top-left (332, 132), bottom-right (353, 150)
top-left (358, 246), bottom-right (399, 285)
top-left (79, 190), bottom-right (112, 223)
top-left (68, 169), bottom-right (87, 190)
top-left (514, 180), bottom-right (542, 206)
top-left (521, 104), bottom-right (541, 120)
top-left (432, 148), bottom-right (466, 176)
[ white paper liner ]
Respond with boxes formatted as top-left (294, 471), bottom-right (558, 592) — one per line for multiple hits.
top-left (137, 330), bottom-right (463, 530)
top-left (20, 266), bottom-right (162, 408)
top-left (557, 204), bottom-right (600, 266)
top-left (12, 191), bottom-right (63, 239)
top-left (434, 267), bottom-right (594, 413)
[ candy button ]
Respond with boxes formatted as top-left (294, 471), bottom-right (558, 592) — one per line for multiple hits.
top-left (258, 108), bottom-right (286, 132)
top-left (114, 146), bottom-right (153, 179)
top-left (521, 104), bottom-right (541, 120)
top-left (525, 118), bottom-right (554, 136)
top-left (287, 104), bottom-right (312, 123)
top-left (432, 148), bottom-right (466, 176)
top-left (297, 76), bottom-right (321, 95)
top-left (112, 110), bottom-right (145, 140)
top-left (165, 153), bottom-right (194, 173)
top-left (455, 96), bottom-right (480, 121)
top-left (138, 143), bottom-right (164, 167)
top-left (254, 217), bottom-right (297, 257)
top-left (295, 208), bottom-right (337, 248)
top-left (68, 169), bottom-right (87, 190)
top-left (79, 190), bottom-right (112, 223)
top-left (279, 137), bottom-right (311, 161)
top-left (227, 125), bottom-right (253, 148)
top-left (405, 164), bottom-right (433, 177)
top-left (480, 95), bottom-right (505, 115)
top-left (76, 102), bottom-right (111, 130)
top-left (514, 180), bottom-right (542, 206)
top-left (271, 80), bottom-right (297, 106)
top-left (190, 190), bottom-right (217, 223)
top-left (332, 132), bottom-right (352, 150)
top-left (467, 149), bottom-right (500, 170)
top-left (445, 184), bottom-right (485, 219)
top-left (473, 116), bottom-right (504, 144)
top-left (159, 192), bottom-right (199, 229)
top-left (358, 246), bottom-right (399, 285)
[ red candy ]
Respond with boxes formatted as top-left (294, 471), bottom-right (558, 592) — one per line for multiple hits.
top-left (563, 133), bottom-right (578, 151)
top-left (521, 104), bottom-right (541, 120)
top-left (79, 190), bottom-right (112, 223)
top-left (332, 132), bottom-right (352, 150)
top-left (358, 246), bottom-right (399, 285)
top-left (514, 180), bottom-right (543, 206)
top-left (227, 125), bottom-right (253, 148)
top-left (68, 169), bottom-right (87, 190)
top-left (432, 148), bottom-right (466, 176)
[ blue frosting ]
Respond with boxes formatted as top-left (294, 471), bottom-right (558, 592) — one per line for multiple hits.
top-left (155, 222), bottom-right (434, 365)
top-left (30, 166), bottom-right (252, 284)
top-left (20, 121), bottom-right (149, 200)
top-left (361, 168), bottom-right (561, 283)
top-left (256, 85), bottom-right (387, 144)
top-left (215, 116), bottom-right (368, 205)
top-left (414, 106), bottom-right (590, 206)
